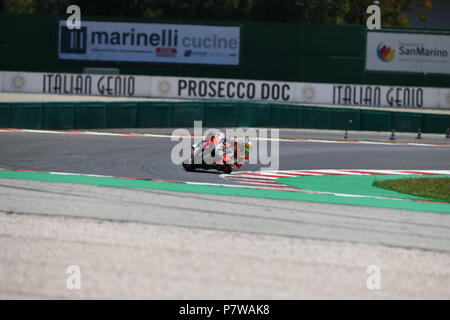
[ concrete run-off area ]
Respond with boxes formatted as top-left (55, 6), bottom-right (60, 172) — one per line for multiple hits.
top-left (1, 210), bottom-right (450, 299)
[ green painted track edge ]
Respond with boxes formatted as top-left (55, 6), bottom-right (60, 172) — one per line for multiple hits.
top-left (0, 170), bottom-right (449, 214)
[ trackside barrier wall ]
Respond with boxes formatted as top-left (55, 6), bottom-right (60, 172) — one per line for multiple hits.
top-left (0, 101), bottom-right (449, 133)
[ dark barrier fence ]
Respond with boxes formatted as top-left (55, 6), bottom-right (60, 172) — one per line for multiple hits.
top-left (1, 101), bottom-right (449, 133)
top-left (0, 13), bottom-right (449, 88)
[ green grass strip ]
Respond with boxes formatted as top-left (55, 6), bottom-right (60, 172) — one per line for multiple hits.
top-left (276, 174), bottom-right (438, 200)
top-left (0, 170), bottom-right (449, 214)
top-left (374, 177), bottom-right (450, 202)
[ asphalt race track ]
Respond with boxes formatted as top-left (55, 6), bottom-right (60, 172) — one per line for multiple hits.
top-left (1, 131), bottom-right (450, 185)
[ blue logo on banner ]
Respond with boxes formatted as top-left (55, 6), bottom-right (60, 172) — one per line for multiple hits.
top-left (60, 26), bottom-right (87, 54)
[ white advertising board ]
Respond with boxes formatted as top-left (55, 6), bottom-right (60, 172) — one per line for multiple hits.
top-left (366, 32), bottom-right (450, 74)
top-left (152, 76), bottom-right (449, 109)
top-left (1, 71), bottom-right (151, 97)
top-left (57, 20), bottom-right (240, 66)
top-left (1, 71), bottom-right (449, 110)
top-left (151, 76), bottom-right (296, 102)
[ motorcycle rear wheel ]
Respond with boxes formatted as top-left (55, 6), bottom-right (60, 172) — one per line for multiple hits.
top-left (182, 162), bottom-right (195, 171)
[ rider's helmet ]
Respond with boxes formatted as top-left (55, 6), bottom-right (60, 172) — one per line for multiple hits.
top-left (237, 139), bottom-right (253, 160)
top-left (244, 140), bottom-right (252, 154)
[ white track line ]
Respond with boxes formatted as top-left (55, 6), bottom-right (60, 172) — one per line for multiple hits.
top-left (1, 128), bottom-right (449, 147)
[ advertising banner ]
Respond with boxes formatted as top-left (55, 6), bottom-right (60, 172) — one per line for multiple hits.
top-left (152, 76), bottom-right (449, 109)
top-left (1, 71), bottom-right (449, 109)
top-left (366, 32), bottom-right (450, 74)
top-left (151, 76), bottom-right (295, 102)
top-left (57, 20), bottom-right (240, 65)
top-left (1, 71), bottom-right (151, 97)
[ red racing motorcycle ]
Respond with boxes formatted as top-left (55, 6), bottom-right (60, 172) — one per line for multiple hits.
top-left (182, 134), bottom-right (252, 174)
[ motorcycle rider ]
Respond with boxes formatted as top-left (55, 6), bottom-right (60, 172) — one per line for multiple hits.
top-left (198, 133), bottom-right (252, 172)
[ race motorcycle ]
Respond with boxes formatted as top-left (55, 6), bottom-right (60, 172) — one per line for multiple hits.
top-left (182, 134), bottom-right (252, 174)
